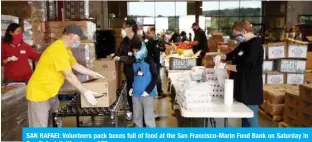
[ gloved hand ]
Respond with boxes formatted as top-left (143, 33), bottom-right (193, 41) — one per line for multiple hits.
top-left (141, 91), bottom-right (149, 97)
top-left (215, 62), bottom-right (227, 70)
top-left (113, 56), bottom-right (120, 61)
top-left (91, 72), bottom-right (105, 79)
top-left (83, 90), bottom-right (98, 106)
top-left (213, 55), bottom-right (221, 65)
top-left (129, 88), bottom-right (133, 96)
top-left (7, 56), bottom-right (19, 62)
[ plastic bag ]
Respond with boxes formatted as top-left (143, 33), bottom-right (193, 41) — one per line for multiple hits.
top-left (214, 68), bottom-right (227, 87)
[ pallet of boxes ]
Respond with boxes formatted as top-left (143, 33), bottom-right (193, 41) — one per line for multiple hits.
top-left (261, 41), bottom-right (308, 125)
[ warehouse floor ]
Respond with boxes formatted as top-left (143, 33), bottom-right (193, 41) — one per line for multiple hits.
top-left (61, 67), bottom-right (274, 128)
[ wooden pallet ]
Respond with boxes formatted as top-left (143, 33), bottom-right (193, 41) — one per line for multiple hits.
top-left (278, 122), bottom-right (290, 128)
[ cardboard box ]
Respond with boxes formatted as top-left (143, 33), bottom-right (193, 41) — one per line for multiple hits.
top-left (286, 74), bottom-right (304, 84)
top-left (81, 78), bottom-right (117, 108)
top-left (307, 52), bottom-right (312, 69)
top-left (299, 84), bottom-right (312, 103)
top-left (297, 111), bottom-right (312, 126)
top-left (263, 61), bottom-right (274, 73)
top-left (305, 73), bottom-right (312, 83)
top-left (284, 105), bottom-right (298, 119)
top-left (283, 114), bottom-right (297, 126)
top-left (268, 45), bottom-right (285, 59)
top-left (287, 44), bottom-right (308, 58)
top-left (298, 99), bottom-right (312, 115)
top-left (263, 45), bottom-right (267, 60)
top-left (267, 90), bottom-right (285, 104)
top-left (263, 74), bottom-right (266, 84)
top-left (285, 91), bottom-right (299, 108)
top-left (274, 59), bottom-right (306, 73)
top-left (265, 101), bottom-right (284, 115)
top-left (93, 58), bottom-right (117, 74)
top-left (267, 72), bottom-right (284, 84)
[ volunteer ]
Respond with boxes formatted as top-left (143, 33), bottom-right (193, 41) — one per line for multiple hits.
top-left (180, 31), bottom-right (188, 42)
top-left (1, 23), bottom-right (41, 83)
top-left (26, 25), bottom-right (105, 127)
top-left (190, 23), bottom-right (208, 66)
top-left (214, 20), bottom-right (263, 127)
top-left (113, 23), bottom-right (134, 120)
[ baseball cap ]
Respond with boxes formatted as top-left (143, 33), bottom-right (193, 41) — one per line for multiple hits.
top-left (64, 25), bottom-right (88, 40)
top-left (125, 19), bottom-right (137, 27)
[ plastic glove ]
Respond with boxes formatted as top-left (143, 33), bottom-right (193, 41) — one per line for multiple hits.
top-left (7, 56), bottom-right (19, 62)
top-left (83, 90), bottom-right (98, 106)
top-left (213, 55), bottom-right (221, 65)
top-left (91, 72), bottom-right (105, 79)
top-left (129, 88), bottom-right (133, 96)
top-left (113, 56), bottom-right (120, 61)
top-left (141, 91), bottom-right (149, 97)
top-left (215, 62), bottom-right (227, 70)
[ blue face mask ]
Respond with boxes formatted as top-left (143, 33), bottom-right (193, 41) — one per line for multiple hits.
top-left (134, 42), bottom-right (147, 63)
top-left (73, 41), bottom-right (81, 48)
top-left (236, 34), bottom-right (245, 42)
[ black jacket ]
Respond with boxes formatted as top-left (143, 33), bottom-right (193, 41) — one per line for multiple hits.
top-left (115, 37), bottom-right (134, 81)
top-left (225, 37), bottom-right (263, 105)
top-left (144, 36), bottom-right (160, 67)
top-left (193, 28), bottom-right (208, 57)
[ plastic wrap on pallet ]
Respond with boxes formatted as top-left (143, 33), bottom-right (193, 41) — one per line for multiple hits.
top-left (71, 43), bottom-right (96, 68)
top-left (1, 84), bottom-right (27, 140)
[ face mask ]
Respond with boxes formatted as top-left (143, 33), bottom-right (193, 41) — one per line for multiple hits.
top-left (121, 29), bottom-right (127, 38)
top-left (73, 41), bottom-right (81, 48)
top-left (236, 34), bottom-right (245, 42)
top-left (134, 42), bottom-right (147, 63)
top-left (137, 30), bottom-right (143, 36)
top-left (192, 28), bottom-right (197, 32)
top-left (12, 33), bottom-right (23, 45)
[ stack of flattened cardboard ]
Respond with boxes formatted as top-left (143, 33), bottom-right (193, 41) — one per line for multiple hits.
top-left (80, 59), bottom-right (118, 108)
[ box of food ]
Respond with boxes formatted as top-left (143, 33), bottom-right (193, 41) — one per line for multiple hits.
top-left (285, 74), bottom-right (304, 84)
top-left (299, 84), bottom-right (312, 103)
top-left (265, 101), bottom-right (284, 115)
top-left (81, 78), bottom-right (117, 108)
top-left (283, 114), bottom-right (297, 126)
top-left (307, 52), bottom-right (312, 70)
top-left (287, 44), bottom-right (308, 58)
top-left (284, 105), bottom-right (298, 119)
top-left (263, 45), bottom-right (267, 60)
top-left (274, 59), bottom-right (306, 73)
top-left (297, 111), bottom-right (312, 126)
top-left (298, 99), bottom-right (312, 115)
top-left (285, 91), bottom-right (299, 108)
top-left (267, 72), bottom-right (284, 84)
top-left (263, 61), bottom-right (274, 73)
top-left (267, 43), bottom-right (286, 59)
top-left (305, 73), bottom-right (312, 83)
top-left (267, 90), bottom-right (285, 104)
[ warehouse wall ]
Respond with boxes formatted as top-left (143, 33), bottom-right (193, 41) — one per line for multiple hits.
top-left (286, 1), bottom-right (312, 27)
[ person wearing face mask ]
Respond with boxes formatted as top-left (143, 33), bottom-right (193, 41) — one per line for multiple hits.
top-left (112, 23), bottom-right (134, 120)
top-left (26, 25), bottom-right (105, 127)
top-left (180, 31), bottom-right (188, 42)
top-left (214, 20), bottom-right (263, 127)
top-left (1, 23), bottom-right (41, 83)
top-left (128, 35), bottom-right (158, 128)
top-left (190, 23), bottom-right (208, 66)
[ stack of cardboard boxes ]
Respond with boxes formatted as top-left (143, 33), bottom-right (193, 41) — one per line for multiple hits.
top-left (264, 42), bottom-right (308, 84)
top-left (282, 84), bottom-right (312, 127)
top-left (262, 85), bottom-right (299, 121)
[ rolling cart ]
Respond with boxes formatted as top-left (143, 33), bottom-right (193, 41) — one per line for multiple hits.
top-left (52, 81), bottom-right (128, 127)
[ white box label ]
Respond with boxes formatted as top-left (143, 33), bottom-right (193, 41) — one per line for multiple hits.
top-left (267, 74), bottom-right (284, 84)
top-left (263, 61), bottom-right (273, 73)
top-left (287, 74), bottom-right (304, 84)
top-left (288, 45), bottom-right (307, 58)
top-left (280, 60), bottom-right (306, 73)
top-left (268, 46), bottom-right (285, 59)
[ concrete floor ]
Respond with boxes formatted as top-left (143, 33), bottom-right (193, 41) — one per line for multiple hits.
top-left (61, 67), bottom-right (275, 128)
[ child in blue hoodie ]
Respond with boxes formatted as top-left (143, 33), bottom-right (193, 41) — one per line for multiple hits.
top-left (129, 37), bottom-right (158, 127)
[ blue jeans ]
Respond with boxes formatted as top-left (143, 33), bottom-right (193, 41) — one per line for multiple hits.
top-left (242, 105), bottom-right (259, 127)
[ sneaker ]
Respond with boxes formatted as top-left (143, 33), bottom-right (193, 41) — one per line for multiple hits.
top-left (126, 112), bottom-right (133, 121)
